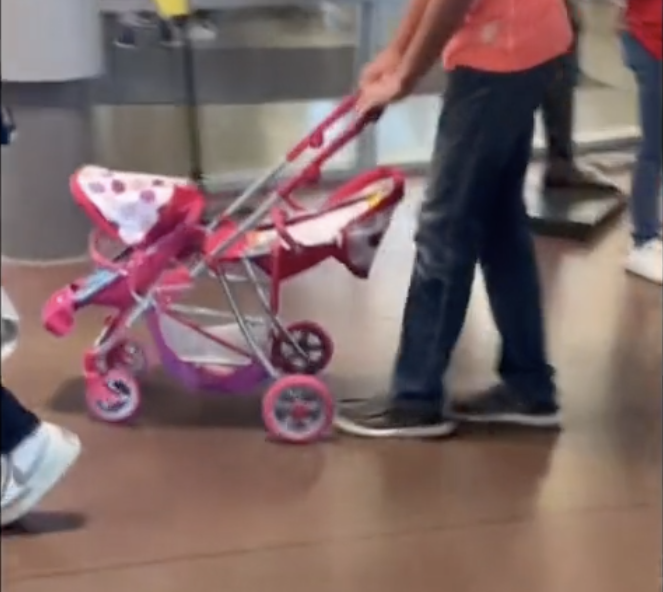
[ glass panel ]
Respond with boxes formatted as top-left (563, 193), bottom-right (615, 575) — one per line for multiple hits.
top-left (373, 1), bottom-right (406, 48)
top-left (204, 4), bottom-right (357, 49)
top-left (376, 97), bottom-right (438, 166)
top-left (94, 100), bottom-right (358, 176)
top-left (95, 2), bottom-right (364, 177)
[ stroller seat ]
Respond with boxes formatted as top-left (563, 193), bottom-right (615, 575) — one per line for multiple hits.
top-left (71, 166), bottom-right (205, 247)
top-left (207, 168), bottom-right (404, 279)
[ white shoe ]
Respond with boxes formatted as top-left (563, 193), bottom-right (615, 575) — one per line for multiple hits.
top-left (1, 422), bottom-right (81, 527)
top-left (625, 239), bottom-right (663, 285)
top-left (187, 21), bottom-right (217, 42)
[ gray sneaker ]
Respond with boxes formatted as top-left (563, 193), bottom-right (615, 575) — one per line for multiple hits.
top-left (334, 396), bottom-right (457, 439)
top-left (449, 384), bottom-right (561, 429)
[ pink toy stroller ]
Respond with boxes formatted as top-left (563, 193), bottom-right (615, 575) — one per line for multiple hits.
top-left (42, 96), bottom-right (405, 443)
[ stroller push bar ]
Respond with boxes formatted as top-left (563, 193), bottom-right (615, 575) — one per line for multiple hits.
top-left (204, 96), bottom-right (382, 263)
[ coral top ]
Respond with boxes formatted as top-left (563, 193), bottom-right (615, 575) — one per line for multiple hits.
top-left (443, 0), bottom-right (574, 72)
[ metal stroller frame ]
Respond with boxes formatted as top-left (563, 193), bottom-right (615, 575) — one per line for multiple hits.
top-left (73, 93), bottom-right (388, 442)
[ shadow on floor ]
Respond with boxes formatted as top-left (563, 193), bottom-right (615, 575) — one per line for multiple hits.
top-left (48, 370), bottom-right (267, 430)
top-left (47, 369), bottom-right (358, 432)
top-left (2, 512), bottom-right (88, 539)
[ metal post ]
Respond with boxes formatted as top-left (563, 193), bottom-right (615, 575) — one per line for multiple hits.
top-left (173, 15), bottom-right (204, 183)
top-left (354, 0), bottom-right (378, 171)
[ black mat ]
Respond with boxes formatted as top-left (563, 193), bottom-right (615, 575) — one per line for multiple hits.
top-left (526, 152), bottom-right (634, 241)
top-left (526, 187), bottom-right (626, 241)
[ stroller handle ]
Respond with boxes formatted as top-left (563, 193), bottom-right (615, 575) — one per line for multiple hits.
top-left (277, 95), bottom-right (382, 209)
top-left (285, 95), bottom-right (380, 162)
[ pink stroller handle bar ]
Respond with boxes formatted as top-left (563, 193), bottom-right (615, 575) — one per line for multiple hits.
top-left (278, 96), bottom-right (382, 210)
top-left (200, 94), bottom-right (383, 265)
top-left (213, 94), bottom-right (382, 223)
top-left (285, 95), bottom-right (380, 162)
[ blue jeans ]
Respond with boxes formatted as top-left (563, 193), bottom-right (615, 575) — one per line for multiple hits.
top-left (621, 32), bottom-right (662, 245)
top-left (542, 0), bottom-right (580, 163)
top-left (1, 385), bottom-right (39, 455)
top-left (391, 61), bottom-right (558, 411)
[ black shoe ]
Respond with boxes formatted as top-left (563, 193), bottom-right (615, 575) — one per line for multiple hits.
top-left (334, 397), bottom-right (457, 439)
top-left (543, 162), bottom-right (619, 193)
top-left (449, 384), bottom-right (561, 429)
top-left (114, 27), bottom-right (137, 49)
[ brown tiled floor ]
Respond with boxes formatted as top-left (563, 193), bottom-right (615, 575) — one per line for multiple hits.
top-left (2, 179), bottom-right (661, 591)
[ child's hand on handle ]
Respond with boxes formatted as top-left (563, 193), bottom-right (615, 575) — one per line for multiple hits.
top-left (360, 47), bottom-right (402, 86)
top-left (356, 70), bottom-right (410, 116)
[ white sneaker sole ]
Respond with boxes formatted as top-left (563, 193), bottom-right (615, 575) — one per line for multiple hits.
top-left (1, 429), bottom-right (81, 527)
top-left (333, 415), bottom-right (457, 439)
top-left (625, 263), bottom-right (663, 285)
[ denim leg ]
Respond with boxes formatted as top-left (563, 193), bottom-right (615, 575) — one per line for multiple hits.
top-left (1, 384), bottom-right (40, 455)
top-left (564, 0), bottom-right (582, 85)
top-left (541, 0), bottom-right (580, 163)
top-left (541, 52), bottom-right (577, 164)
top-left (621, 32), bottom-right (662, 245)
top-left (480, 120), bottom-right (556, 403)
top-left (390, 61), bottom-right (557, 411)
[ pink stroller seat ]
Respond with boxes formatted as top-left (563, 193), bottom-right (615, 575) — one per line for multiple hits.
top-left (43, 167), bottom-right (206, 337)
top-left (205, 167), bottom-right (405, 280)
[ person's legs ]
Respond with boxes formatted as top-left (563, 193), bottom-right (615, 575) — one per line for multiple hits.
top-left (541, 52), bottom-right (576, 171)
top-left (335, 60), bottom-right (559, 438)
top-left (540, 0), bottom-right (613, 189)
top-left (541, 0), bottom-right (579, 173)
top-left (158, 17), bottom-right (182, 48)
top-left (484, 124), bottom-right (556, 401)
top-left (621, 32), bottom-right (662, 284)
top-left (1, 384), bottom-right (81, 527)
top-left (450, 117), bottom-right (559, 426)
top-left (114, 12), bottom-right (139, 49)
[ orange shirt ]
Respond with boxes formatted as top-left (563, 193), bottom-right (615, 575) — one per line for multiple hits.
top-left (443, 0), bottom-right (574, 72)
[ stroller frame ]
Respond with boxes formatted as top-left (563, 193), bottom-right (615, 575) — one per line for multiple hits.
top-left (43, 95), bottom-right (404, 443)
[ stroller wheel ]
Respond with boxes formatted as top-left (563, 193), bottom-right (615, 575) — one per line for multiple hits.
top-left (86, 369), bottom-right (141, 423)
top-left (262, 375), bottom-right (334, 444)
top-left (271, 321), bottom-right (334, 375)
top-left (107, 339), bottom-right (148, 376)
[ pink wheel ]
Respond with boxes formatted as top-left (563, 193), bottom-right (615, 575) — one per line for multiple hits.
top-left (271, 321), bottom-right (333, 375)
top-left (86, 368), bottom-right (141, 423)
top-left (106, 339), bottom-right (148, 376)
top-left (262, 375), bottom-right (334, 444)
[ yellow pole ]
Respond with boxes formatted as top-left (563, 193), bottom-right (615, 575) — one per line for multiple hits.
top-left (152, 0), bottom-right (192, 18)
